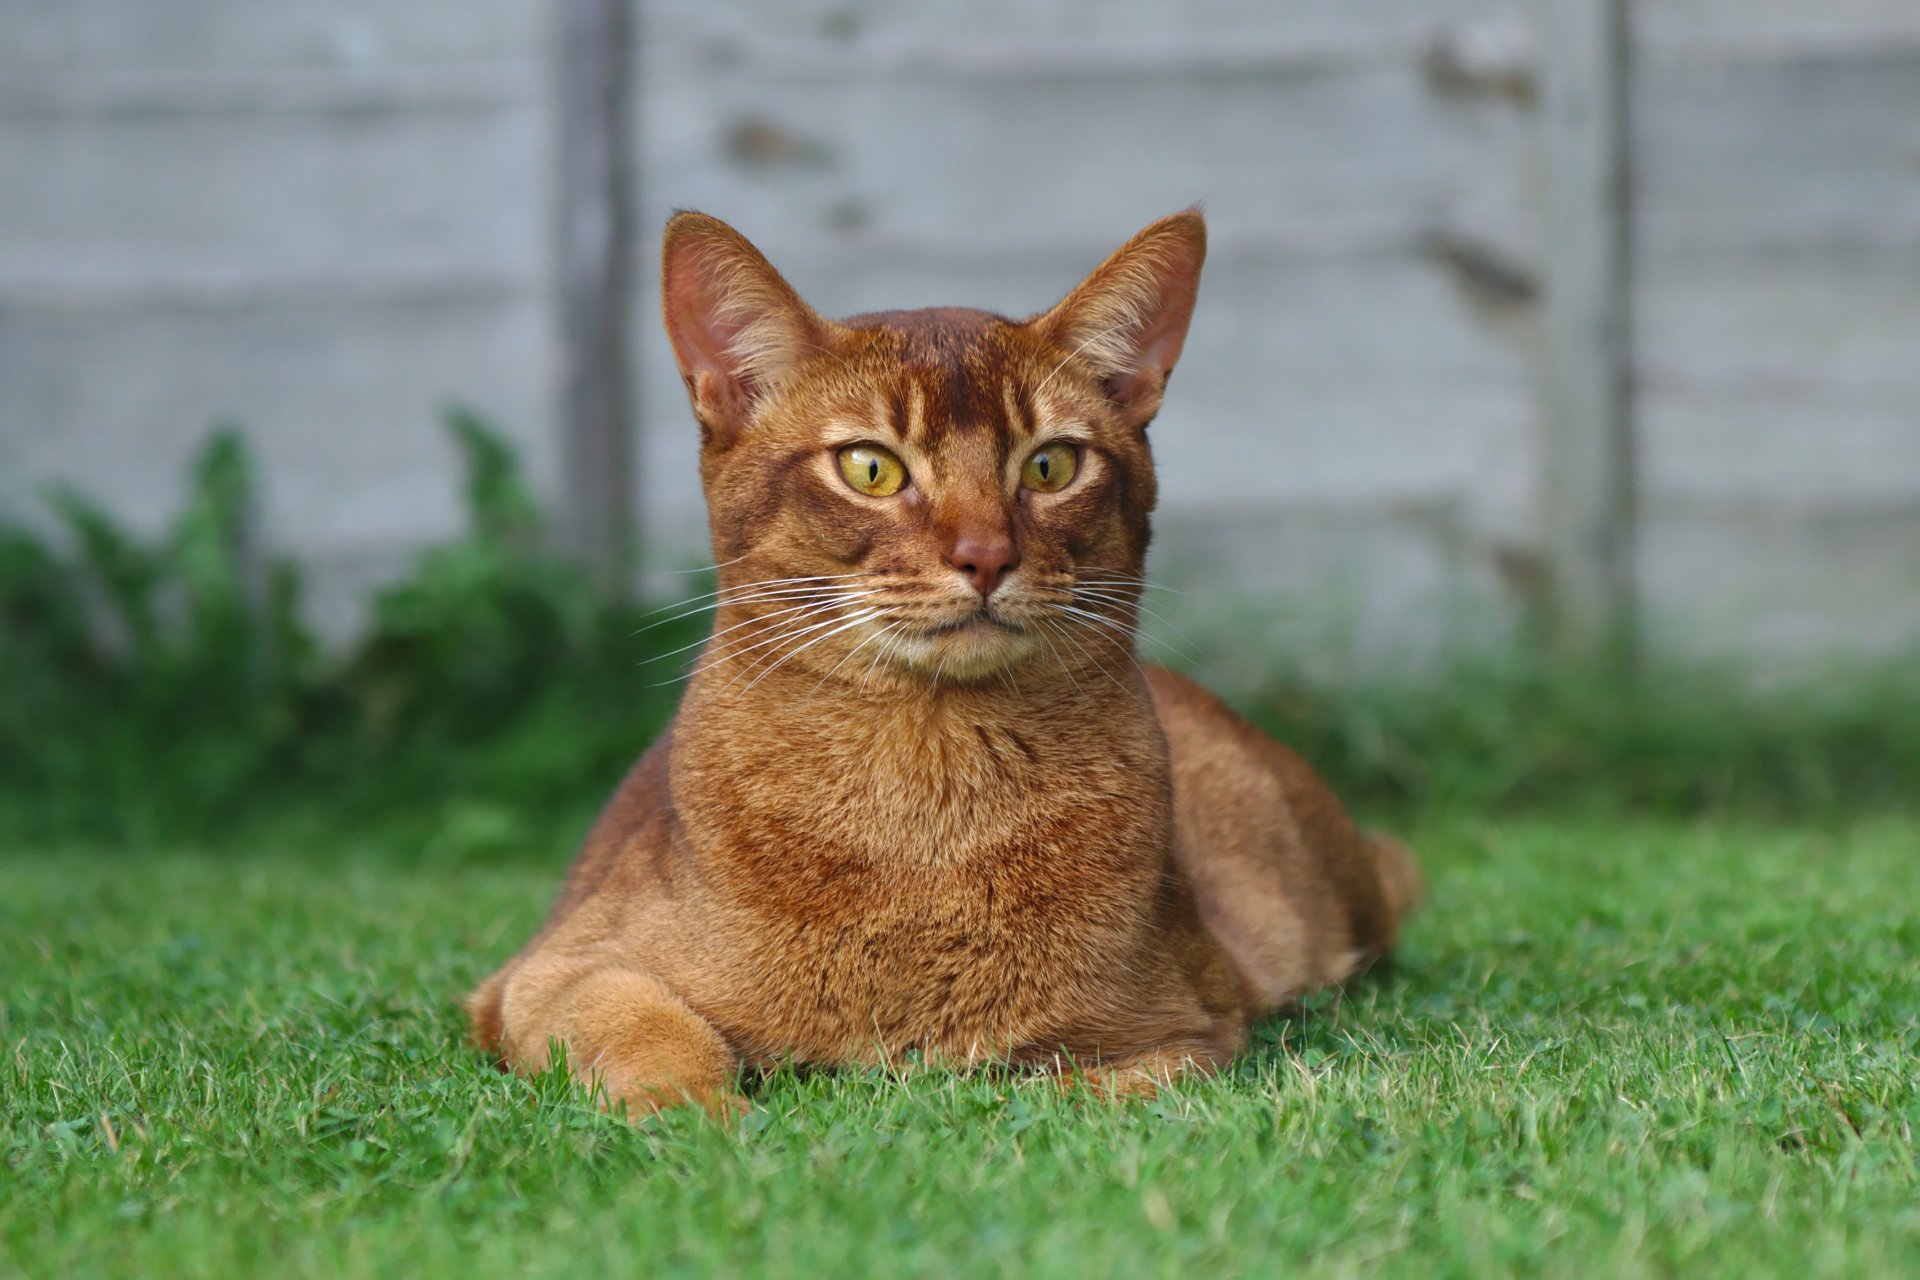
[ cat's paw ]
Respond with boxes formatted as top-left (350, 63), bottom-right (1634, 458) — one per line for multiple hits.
top-left (601, 1077), bottom-right (750, 1126)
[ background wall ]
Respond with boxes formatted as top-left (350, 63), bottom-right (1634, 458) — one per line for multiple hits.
top-left (2, 0), bottom-right (1915, 669)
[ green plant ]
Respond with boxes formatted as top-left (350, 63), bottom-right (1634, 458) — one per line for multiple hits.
top-left (0, 412), bottom-right (696, 848)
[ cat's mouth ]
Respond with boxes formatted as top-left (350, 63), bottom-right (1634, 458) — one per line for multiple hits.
top-left (917, 609), bottom-right (1026, 640)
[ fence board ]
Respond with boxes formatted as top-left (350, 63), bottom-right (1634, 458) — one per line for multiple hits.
top-left (0, 93), bottom-right (540, 285)
top-left (1639, 507), bottom-right (1920, 663)
top-left (0, 292), bottom-right (550, 549)
top-left (644, 1), bottom-right (1526, 49)
top-left (1632, 49), bottom-right (1920, 248)
top-left (0, 0), bottom-right (541, 72)
top-left (640, 59), bottom-right (1535, 249)
top-left (1634, 1), bottom-right (1920, 57)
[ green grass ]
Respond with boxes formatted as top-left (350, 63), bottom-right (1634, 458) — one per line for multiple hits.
top-left (5, 814), bottom-right (1918, 1278)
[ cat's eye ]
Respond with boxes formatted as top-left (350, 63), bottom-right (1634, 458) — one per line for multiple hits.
top-left (1021, 443), bottom-right (1079, 493)
top-left (837, 444), bottom-right (908, 497)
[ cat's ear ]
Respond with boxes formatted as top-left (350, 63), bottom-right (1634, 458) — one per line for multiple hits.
top-left (661, 212), bottom-right (830, 444)
top-left (1033, 210), bottom-right (1207, 429)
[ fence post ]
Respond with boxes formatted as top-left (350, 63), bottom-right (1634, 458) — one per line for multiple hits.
top-left (1541, 0), bottom-right (1636, 660)
top-left (554, 0), bottom-right (637, 594)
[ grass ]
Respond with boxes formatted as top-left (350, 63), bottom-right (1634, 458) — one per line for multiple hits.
top-left (5, 812), bottom-right (1918, 1278)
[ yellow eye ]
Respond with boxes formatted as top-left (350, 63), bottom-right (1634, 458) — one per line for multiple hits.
top-left (1021, 443), bottom-right (1078, 493)
top-left (837, 444), bottom-right (908, 497)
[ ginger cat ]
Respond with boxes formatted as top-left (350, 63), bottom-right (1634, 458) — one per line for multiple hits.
top-left (466, 210), bottom-right (1423, 1115)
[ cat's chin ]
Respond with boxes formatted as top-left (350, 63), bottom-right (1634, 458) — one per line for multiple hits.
top-left (887, 616), bottom-right (1041, 682)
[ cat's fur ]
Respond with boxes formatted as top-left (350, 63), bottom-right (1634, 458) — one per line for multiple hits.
top-left (466, 210), bottom-right (1424, 1115)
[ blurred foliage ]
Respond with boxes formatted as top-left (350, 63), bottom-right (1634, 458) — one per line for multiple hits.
top-left (0, 412), bottom-right (700, 852)
top-left (0, 413), bottom-right (1914, 854)
top-left (1243, 652), bottom-right (1920, 819)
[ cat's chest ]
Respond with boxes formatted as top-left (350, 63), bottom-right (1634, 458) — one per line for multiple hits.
top-left (671, 700), bottom-right (1176, 1058)
top-left (706, 847), bottom-right (1155, 1063)
top-left (678, 694), bottom-right (1170, 873)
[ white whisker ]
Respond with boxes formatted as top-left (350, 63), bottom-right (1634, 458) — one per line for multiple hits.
top-left (643, 595), bottom-right (871, 665)
top-left (738, 611), bottom-right (884, 694)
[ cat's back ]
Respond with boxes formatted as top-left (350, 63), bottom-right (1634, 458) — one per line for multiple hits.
top-left (1144, 665), bottom-right (1414, 1010)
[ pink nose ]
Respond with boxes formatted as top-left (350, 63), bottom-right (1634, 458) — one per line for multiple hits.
top-left (947, 532), bottom-right (1019, 597)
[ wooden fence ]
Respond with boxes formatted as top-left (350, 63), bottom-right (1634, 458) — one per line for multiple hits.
top-left (3, 0), bottom-right (1916, 667)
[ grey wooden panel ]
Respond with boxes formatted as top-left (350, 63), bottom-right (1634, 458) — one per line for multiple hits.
top-left (644, 0), bottom-right (1524, 48)
top-left (0, 93), bottom-right (541, 286)
top-left (640, 58), bottom-right (1535, 249)
top-left (1639, 506), bottom-right (1920, 665)
top-left (1635, 1), bottom-right (1920, 56)
top-left (1634, 243), bottom-right (1920, 505)
top-left (1152, 502), bottom-right (1527, 683)
top-left (0, 291), bottom-right (551, 554)
top-left (0, 0), bottom-right (541, 72)
top-left (630, 246), bottom-right (1539, 565)
top-left (1632, 48), bottom-right (1920, 246)
top-left (1637, 245), bottom-right (1920, 394)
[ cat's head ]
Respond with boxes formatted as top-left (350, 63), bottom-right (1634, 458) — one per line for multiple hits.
top-left (661, 211), bottom-right (1205, 687)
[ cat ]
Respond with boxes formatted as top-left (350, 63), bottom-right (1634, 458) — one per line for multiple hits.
top-left (465, 210), bottom-right (1424, 1116)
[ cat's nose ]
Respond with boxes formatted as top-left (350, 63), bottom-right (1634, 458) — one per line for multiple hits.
top-left (947, 531), bottom-right (1019, 598)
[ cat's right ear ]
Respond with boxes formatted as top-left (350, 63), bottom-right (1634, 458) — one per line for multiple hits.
top-left (661, 212), bottom-right (830, 445)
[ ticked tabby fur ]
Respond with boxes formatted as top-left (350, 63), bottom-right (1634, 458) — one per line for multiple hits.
top-left (466, 210), bottom-right (1424, 1115)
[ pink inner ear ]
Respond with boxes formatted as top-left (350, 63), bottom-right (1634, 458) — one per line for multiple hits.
top-left (663, 250), bottom-right (752, 392)
top-left (1106, 239), bottom-right (1204, 418)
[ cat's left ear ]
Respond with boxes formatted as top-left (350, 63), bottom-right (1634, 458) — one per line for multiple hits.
top-left (661, 211), bottom-right (832, 445)
top-left (1033, 210), bottom-right (1207, 429)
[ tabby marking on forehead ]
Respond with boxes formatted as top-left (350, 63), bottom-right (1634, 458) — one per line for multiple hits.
top-left (904, 380), bottom-right (928, 447)
top-left (1001, 377), bottom-right (1027, 440)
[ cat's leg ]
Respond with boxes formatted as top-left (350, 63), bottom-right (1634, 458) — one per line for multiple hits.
top-left (491, 953), bottom-right (742, 1120)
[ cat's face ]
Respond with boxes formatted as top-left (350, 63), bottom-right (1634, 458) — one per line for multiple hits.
top-left (661, 213), bottom-right (1205, 687)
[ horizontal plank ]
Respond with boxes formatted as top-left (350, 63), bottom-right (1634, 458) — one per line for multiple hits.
top-left (1633, 0), bottom-right (1920, 60)
top-left (0, 0), bottom-right (542, 73)
top-left (1631, 48), bottom-right (1920, 247)
top-left (643, 0), bottom-right (1527, 52)
top-left (1638, 394), bottom-right (1920, 508)
top-left (1638, 507), bottom-right (1920, 665)
top-left (1635, 239), bottom-right (1920, 397)
top-left (0, 292), bottom-right (551, 550)
top-left (640, 58), bottom-right (1535, 250)
top-left (1635, 236), bottom-right (1920, 512)
top-left (1150, 502), bottom-right (1530, 675)
top-left (0, 99), bottom-right (542, 283)
top-left (0, 263), bottom-right (526, 308)
top-left (0, 64), bottom-right (536, 116)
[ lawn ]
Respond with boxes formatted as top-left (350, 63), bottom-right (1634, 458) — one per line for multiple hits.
top-left (4, 813), bottom-right (1917, 1278)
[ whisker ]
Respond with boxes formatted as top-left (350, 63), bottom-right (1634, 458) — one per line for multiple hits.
top-left (1045, 616), bottom-right (1132, 697)
top-left (702, 605), bottom-right (874, 680)
top-left (1054, 612), bottom-right (1152, 692)
top-left (811, 619), bottom-right (906, 695)
top-left (634, 571), bottom-right (874, 616)
top-left (738, 611), bottom-right (884, 695)
top-left (862, 621), bottom-right (910, 689)
top-left (632, 579), bottom-right (874, 635)
top-left (643, 595), bottom-right (870, 665)
top-left (1070, 589), bottom-right (1202, 661)
top-left (1032, 623), bottom-right (1085, 701)
top-left (648, 600), bottom-right (866, 688)
top-left (1054, 603), bottom-right (1138, 645)
top-left (656, 551), bottom-right (754, 576)
top-left (1074, 567), bottom-right (1188, 597)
